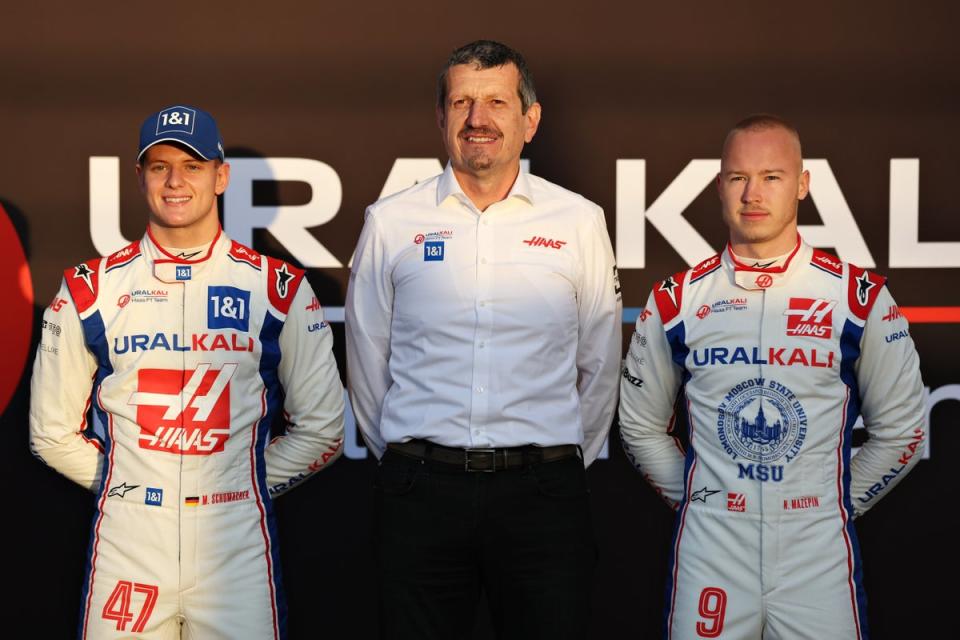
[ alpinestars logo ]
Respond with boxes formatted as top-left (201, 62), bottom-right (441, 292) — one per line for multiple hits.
top-left (274, 263), bottom-right (294, 299)
top-left (691, 487), bottom-right (720, 503)
top-left (74, 263), bottom-right (95, 292)
top-left (856, 272), bottom-right (877, 305)
top-left (108, 482), bottom-right (139, 498)
top-left (658, 276), bottom-right (679, 308)
top-left (784, 298), bottom-right (836, 339)
top-left (522, 236), bottom-right (567, 249)
top-left (129, 365), bottom-right (236, 455)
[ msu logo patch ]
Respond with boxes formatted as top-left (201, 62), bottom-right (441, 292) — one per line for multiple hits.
top-left (716, 377), bottom-right (808, 475)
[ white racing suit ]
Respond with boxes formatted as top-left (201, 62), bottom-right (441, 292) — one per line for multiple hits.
top-left (30, 230), bottom-right (345, 639)
top-left (619, 239), bottom-right (925, 639)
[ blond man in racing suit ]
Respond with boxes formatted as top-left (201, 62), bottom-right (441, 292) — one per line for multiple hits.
top-left (619, 114), bottom-right (924, 639)
top-left (30, 105), bottom-right (344, 639)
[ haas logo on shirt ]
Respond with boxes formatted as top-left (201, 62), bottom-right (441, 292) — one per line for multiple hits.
top-left (784, 298), bottom-right (836, 339)
top-left (129, 365), bottom-right (235, 454)
top-left (522, 236), bottom-right (567, 249)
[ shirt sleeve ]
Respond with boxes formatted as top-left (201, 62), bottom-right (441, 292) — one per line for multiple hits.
top-left (29, 281), bottom-right (104, 491)
top-left (575, 206), bottom-right (623, 466)
top-left (849, 285), bottom-right (926, 517)
top-left (266, 278), bottom-right (345, 497)
top-left (344, 209), bottom-right (393, 459)
top-left (618, 289), bottom-right (686, 508)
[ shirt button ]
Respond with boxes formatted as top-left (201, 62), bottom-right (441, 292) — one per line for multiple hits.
top-left (477, 385), bottom-right (485, 393)
top-left (479, 341), bottom-right (485, 348)
top-left (481, 258), bottom-right (487, 264)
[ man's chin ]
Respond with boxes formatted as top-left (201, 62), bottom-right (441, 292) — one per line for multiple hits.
top-left (150, 212), bottom-right (197, 229)
top-left (733, 224), bottom-right (775, 242)
top-left (465, 156), bottom-right (493, 172)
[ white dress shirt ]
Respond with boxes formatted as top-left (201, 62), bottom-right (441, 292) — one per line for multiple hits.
top-left (346, 164), bottom-right (622, 465)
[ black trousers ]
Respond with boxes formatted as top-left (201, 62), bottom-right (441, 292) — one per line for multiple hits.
top-left (374, 448), bottom-right (597, 640)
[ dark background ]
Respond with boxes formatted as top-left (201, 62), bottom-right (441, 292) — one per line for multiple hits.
top-left (1, 2), bottom-right (957, 637)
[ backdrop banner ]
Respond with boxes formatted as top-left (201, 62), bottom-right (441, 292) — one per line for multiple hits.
top-left (2, 3), bottom-right (956, 637)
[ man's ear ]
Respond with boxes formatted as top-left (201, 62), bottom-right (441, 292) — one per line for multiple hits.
top-left (523, 102), bottom-right (542, 143)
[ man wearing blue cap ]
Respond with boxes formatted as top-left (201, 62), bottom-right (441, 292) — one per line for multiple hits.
top-left (30, 105), bottom-right (345, 639)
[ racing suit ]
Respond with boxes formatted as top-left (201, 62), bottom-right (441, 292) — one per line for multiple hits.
top-left (619, 239), bottom-right (925, 639)
top-left (30, 229), bottom-right (344, 639)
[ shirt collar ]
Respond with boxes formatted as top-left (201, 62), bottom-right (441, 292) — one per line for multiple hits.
top-left (436, 162), bottom-right (534, 210)
top-left (729, 243), bottom-right (797, 270)
top-left (723, 235), bottom-right (812, 291)
top-left (143, 226), bottom-right (227, 283)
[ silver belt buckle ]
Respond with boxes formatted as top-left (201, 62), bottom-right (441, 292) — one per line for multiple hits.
top-left (464, 448), bottom-right (496, 472)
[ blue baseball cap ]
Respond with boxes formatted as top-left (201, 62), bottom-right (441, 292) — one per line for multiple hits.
top-left (137, 105), bottom-right (225, 162)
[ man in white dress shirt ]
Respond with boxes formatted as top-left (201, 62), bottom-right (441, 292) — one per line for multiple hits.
top-left (345, 40), bottom-right (622, 639)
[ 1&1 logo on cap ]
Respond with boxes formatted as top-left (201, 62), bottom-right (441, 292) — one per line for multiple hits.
top-left (156, 107), bottom-right (197, 135)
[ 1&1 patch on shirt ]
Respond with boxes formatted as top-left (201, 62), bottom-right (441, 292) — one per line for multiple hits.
top-left (424, 241), bottom-right (444, 262)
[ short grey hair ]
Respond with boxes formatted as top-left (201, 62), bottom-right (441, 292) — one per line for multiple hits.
top-left (436, 40), bottom-right (537, 114)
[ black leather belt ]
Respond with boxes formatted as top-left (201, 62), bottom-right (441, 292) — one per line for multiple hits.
top-left (387, 440), bottom-right (580, 472)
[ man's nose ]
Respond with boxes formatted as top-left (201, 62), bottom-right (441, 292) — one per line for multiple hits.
top-left (741, 178), bottom-right (761, 203)
top-left (466, 101), bottom-right (490, 128)
top-left (166, 166), bottom-right (185, 188)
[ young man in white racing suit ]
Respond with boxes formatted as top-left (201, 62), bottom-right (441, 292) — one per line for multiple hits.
top-left (619, 114), bottom-right (925, 639)
top-left (29, 105), bottom-right (345, 639)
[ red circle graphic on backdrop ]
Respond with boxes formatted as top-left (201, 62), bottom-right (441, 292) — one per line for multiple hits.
top-left (0, 203), bottom-right (34, 415)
